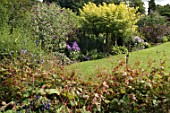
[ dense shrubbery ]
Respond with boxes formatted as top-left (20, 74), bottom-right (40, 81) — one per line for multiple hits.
top-left (31, 3), bottom-right (79, 53)
top-left (138, 12), bottom-right (170, 43)
top-left (0, 20), bottom-right (42, 59)
top-left (0, 54), bottom-right (169, 112)
top-left (0, 0), bottom-right (43, 59)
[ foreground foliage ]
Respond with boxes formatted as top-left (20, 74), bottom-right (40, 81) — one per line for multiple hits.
top-left (0, 52), bottom-right (169, 113)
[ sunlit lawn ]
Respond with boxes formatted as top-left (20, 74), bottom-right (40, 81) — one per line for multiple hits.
top-left (66, 42), bottom-right (170, 82)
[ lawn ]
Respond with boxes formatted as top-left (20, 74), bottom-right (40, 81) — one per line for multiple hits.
top-left (66, 42), bottom-right (170, 82)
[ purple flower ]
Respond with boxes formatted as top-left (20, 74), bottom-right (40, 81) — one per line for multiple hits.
top-left (30, 100), bottom-right (34, 105)
top-left (41, 59), bottom-right (44, 63)
top-left (66, 44), bottom-right (71, 50)
top-left (60, 10), bottom-right (64, 13)
top-left (85, 56), bottom-right (90, 61)
top-left (53, 35), bottom-right (58, 39)
top-left (72, 41), bottom-right (80, 51)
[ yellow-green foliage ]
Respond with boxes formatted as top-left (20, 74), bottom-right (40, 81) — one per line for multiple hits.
top-left (79, 2), bottom-right (140, 38)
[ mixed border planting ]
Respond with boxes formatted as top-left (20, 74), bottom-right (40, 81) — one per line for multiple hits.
top-left (0, 0), bottom-right (170, 112)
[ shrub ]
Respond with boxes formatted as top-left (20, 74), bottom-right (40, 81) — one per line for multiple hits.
top-left (82, 49), bottom-right (108, 60)
top-left (0, 25), bottom-right (43, 59)
top-left (138, 12), bottom-right (169, 43)
top-left (0, 0), bottom-right (36, 32)
top-left (53, 52), bottom-right (72, 65)
top-left (110, 46), bottom-right (128, 55)
top-left (168, 34), bottom-right (170, 41)
top-left (0, 1), bottom-right (43, 59)
top-left (162, 36), bottom-right (169, 43)
top-left (144, 42), bottom-right (152, 48)
top-left (0, 55), bottom-right (170, 113)
top-left (31, 3), bottom-right (79, 53)
top-left (0, 58), bottom-right (170, 113)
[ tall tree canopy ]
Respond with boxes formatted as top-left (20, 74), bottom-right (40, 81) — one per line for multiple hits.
top-left (129, 0), bottom-right (145, 14)
top-left (156, 4), bottom-right (170, 18)
top-left (43, 0), bottom-right (145, 14)
top-left (148, 0), bottom-right (156, 14)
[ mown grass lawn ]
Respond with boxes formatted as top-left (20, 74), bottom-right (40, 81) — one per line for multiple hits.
top-left (66, 42), bottom-right (170, 82)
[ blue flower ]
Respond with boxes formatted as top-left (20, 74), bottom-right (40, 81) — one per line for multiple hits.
top-left (46, 102), bottom-right (50, 109)
top-left (36, 95), bottom-right (41, 100)
top-left (35, 40), bottom-right (39, 45)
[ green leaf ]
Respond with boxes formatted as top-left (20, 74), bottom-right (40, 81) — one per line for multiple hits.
top-left (70, 100), bottom-right (75, 106)
top-left (104, 100), bottom-right (110, 104)
top-left (120, 88), bottom-right (126, 94)
top-left (23, 93), bottom-right (29, 98)
top-left (48, 89), bottom-right (60, 95)
top-left (62, 92), bottom-right (75, 99)
top-left (0, 68), bottom-right (8, 72)
top-left (37, 88), bottom-right (46, 95)
top-left (153, 99), bottom-right (157, 105)
top-left (111, 99), bottom-right (118, 104)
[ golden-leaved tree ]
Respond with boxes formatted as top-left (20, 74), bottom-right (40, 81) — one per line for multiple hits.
top-left (79, 2), bottom-right (140, 52)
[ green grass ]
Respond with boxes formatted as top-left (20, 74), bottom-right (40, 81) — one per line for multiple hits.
top-left (66, 42), bottom-right (170, 82)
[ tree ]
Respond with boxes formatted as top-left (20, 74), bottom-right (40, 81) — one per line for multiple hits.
top-left (148, 0), bottom-right (156, 14)
top-left (79, 2), bottom-right (140, 52)
top-left (43, 0), bottom-right (93, 14)
top-left (94, 0), bottom-right (145, 14)
top-left (129, 0), bottom-right (145, 14)
top-left (43, 0), bottom-right (145, 14)
top-left (156, 4), bottom-right (170, 18)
